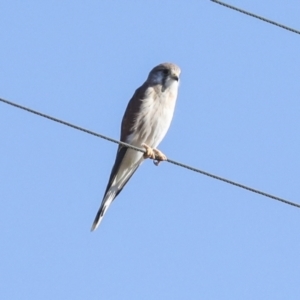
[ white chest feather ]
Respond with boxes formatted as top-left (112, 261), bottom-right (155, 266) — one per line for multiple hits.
top-left (128, 81), bottom-right (179, 148)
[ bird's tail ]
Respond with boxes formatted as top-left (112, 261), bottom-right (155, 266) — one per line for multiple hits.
top-left (91, 190), bottom-right (117, 231)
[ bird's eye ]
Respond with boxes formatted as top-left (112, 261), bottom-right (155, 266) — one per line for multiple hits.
top-left (162, 69), bottom-right (169, 75)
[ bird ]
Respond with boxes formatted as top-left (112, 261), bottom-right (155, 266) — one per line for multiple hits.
top-left (91, 62), bottom-right (181, 231)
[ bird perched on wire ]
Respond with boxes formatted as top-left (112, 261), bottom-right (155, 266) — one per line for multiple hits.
top-left (91, 62), bottom-right (181, 231)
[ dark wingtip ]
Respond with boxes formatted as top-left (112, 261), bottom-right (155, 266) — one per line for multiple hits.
top-left (90, 222), bottom-right (97, 232)
top-left (90, 203), bottom-right (109, 232)
top-left (90, 209), bottom-right (102, 232)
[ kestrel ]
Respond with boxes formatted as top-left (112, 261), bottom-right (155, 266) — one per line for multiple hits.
top-left (91, 63), bottom-right (181, 231)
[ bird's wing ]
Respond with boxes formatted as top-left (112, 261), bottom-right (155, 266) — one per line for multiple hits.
top-left (104, 83), bottom-right (149, 194)
top-left (91, 84), bottom-right (149, 230)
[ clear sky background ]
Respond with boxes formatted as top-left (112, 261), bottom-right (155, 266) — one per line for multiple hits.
top-left (1, 1), bottom-right (300, 299)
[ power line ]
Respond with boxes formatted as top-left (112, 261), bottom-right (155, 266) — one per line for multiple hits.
top-left (211, 0), bottom-right (300, 35)
top-left (0, 97), bottom-right (143, 153)
top-left (1, 96), bottom-right (299, 209)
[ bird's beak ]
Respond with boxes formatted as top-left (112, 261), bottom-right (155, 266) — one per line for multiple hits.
top-left (171, 74), bottom-right (179, 81)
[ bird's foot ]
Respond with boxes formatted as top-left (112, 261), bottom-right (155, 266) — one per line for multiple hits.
top-left (142, 143), bottom-right (156, 159)
top-left (142, 143), bottom-right (167, 166)
top-left (152, 148), bottom-right (167, 166)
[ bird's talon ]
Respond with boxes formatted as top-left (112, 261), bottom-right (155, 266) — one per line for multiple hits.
top-left (153, 160), bottom-right (161, 166)
top-left (142, 144), bottom-right (167, 166)
top-left (142, 143), bottom-right (155, 159)
top-left (152, 149), bottom-right (167, 166)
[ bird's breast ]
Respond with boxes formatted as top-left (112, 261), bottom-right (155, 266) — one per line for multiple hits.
top-left (129, 87), bottom-right (178, 148)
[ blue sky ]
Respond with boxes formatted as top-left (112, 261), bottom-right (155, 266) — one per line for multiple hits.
top-left (1, 1), bottom-right (300, 299)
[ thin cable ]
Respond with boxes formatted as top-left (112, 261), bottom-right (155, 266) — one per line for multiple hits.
top-left (211, 0), bottom-right (300, 35)
top-left (1, 96), bottom-right (299, 209)
top-left (0, 97), bottom-right (143, 153)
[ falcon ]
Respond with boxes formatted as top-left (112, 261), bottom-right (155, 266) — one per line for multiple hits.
top-left (91, 63), bottom-right (181, 231)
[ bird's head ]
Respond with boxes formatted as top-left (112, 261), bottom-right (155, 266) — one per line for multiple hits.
top-left (147, 63), bottom-right (181, 91)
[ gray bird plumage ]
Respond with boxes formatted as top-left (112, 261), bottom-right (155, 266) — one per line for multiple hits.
top-left (91, 63), bottom-right (181, 231)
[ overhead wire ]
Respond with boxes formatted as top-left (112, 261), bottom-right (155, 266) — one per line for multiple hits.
top-left (211, 0), bottom-right (300, 35)
top-left (1, 97), bottom-right (299, 209)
